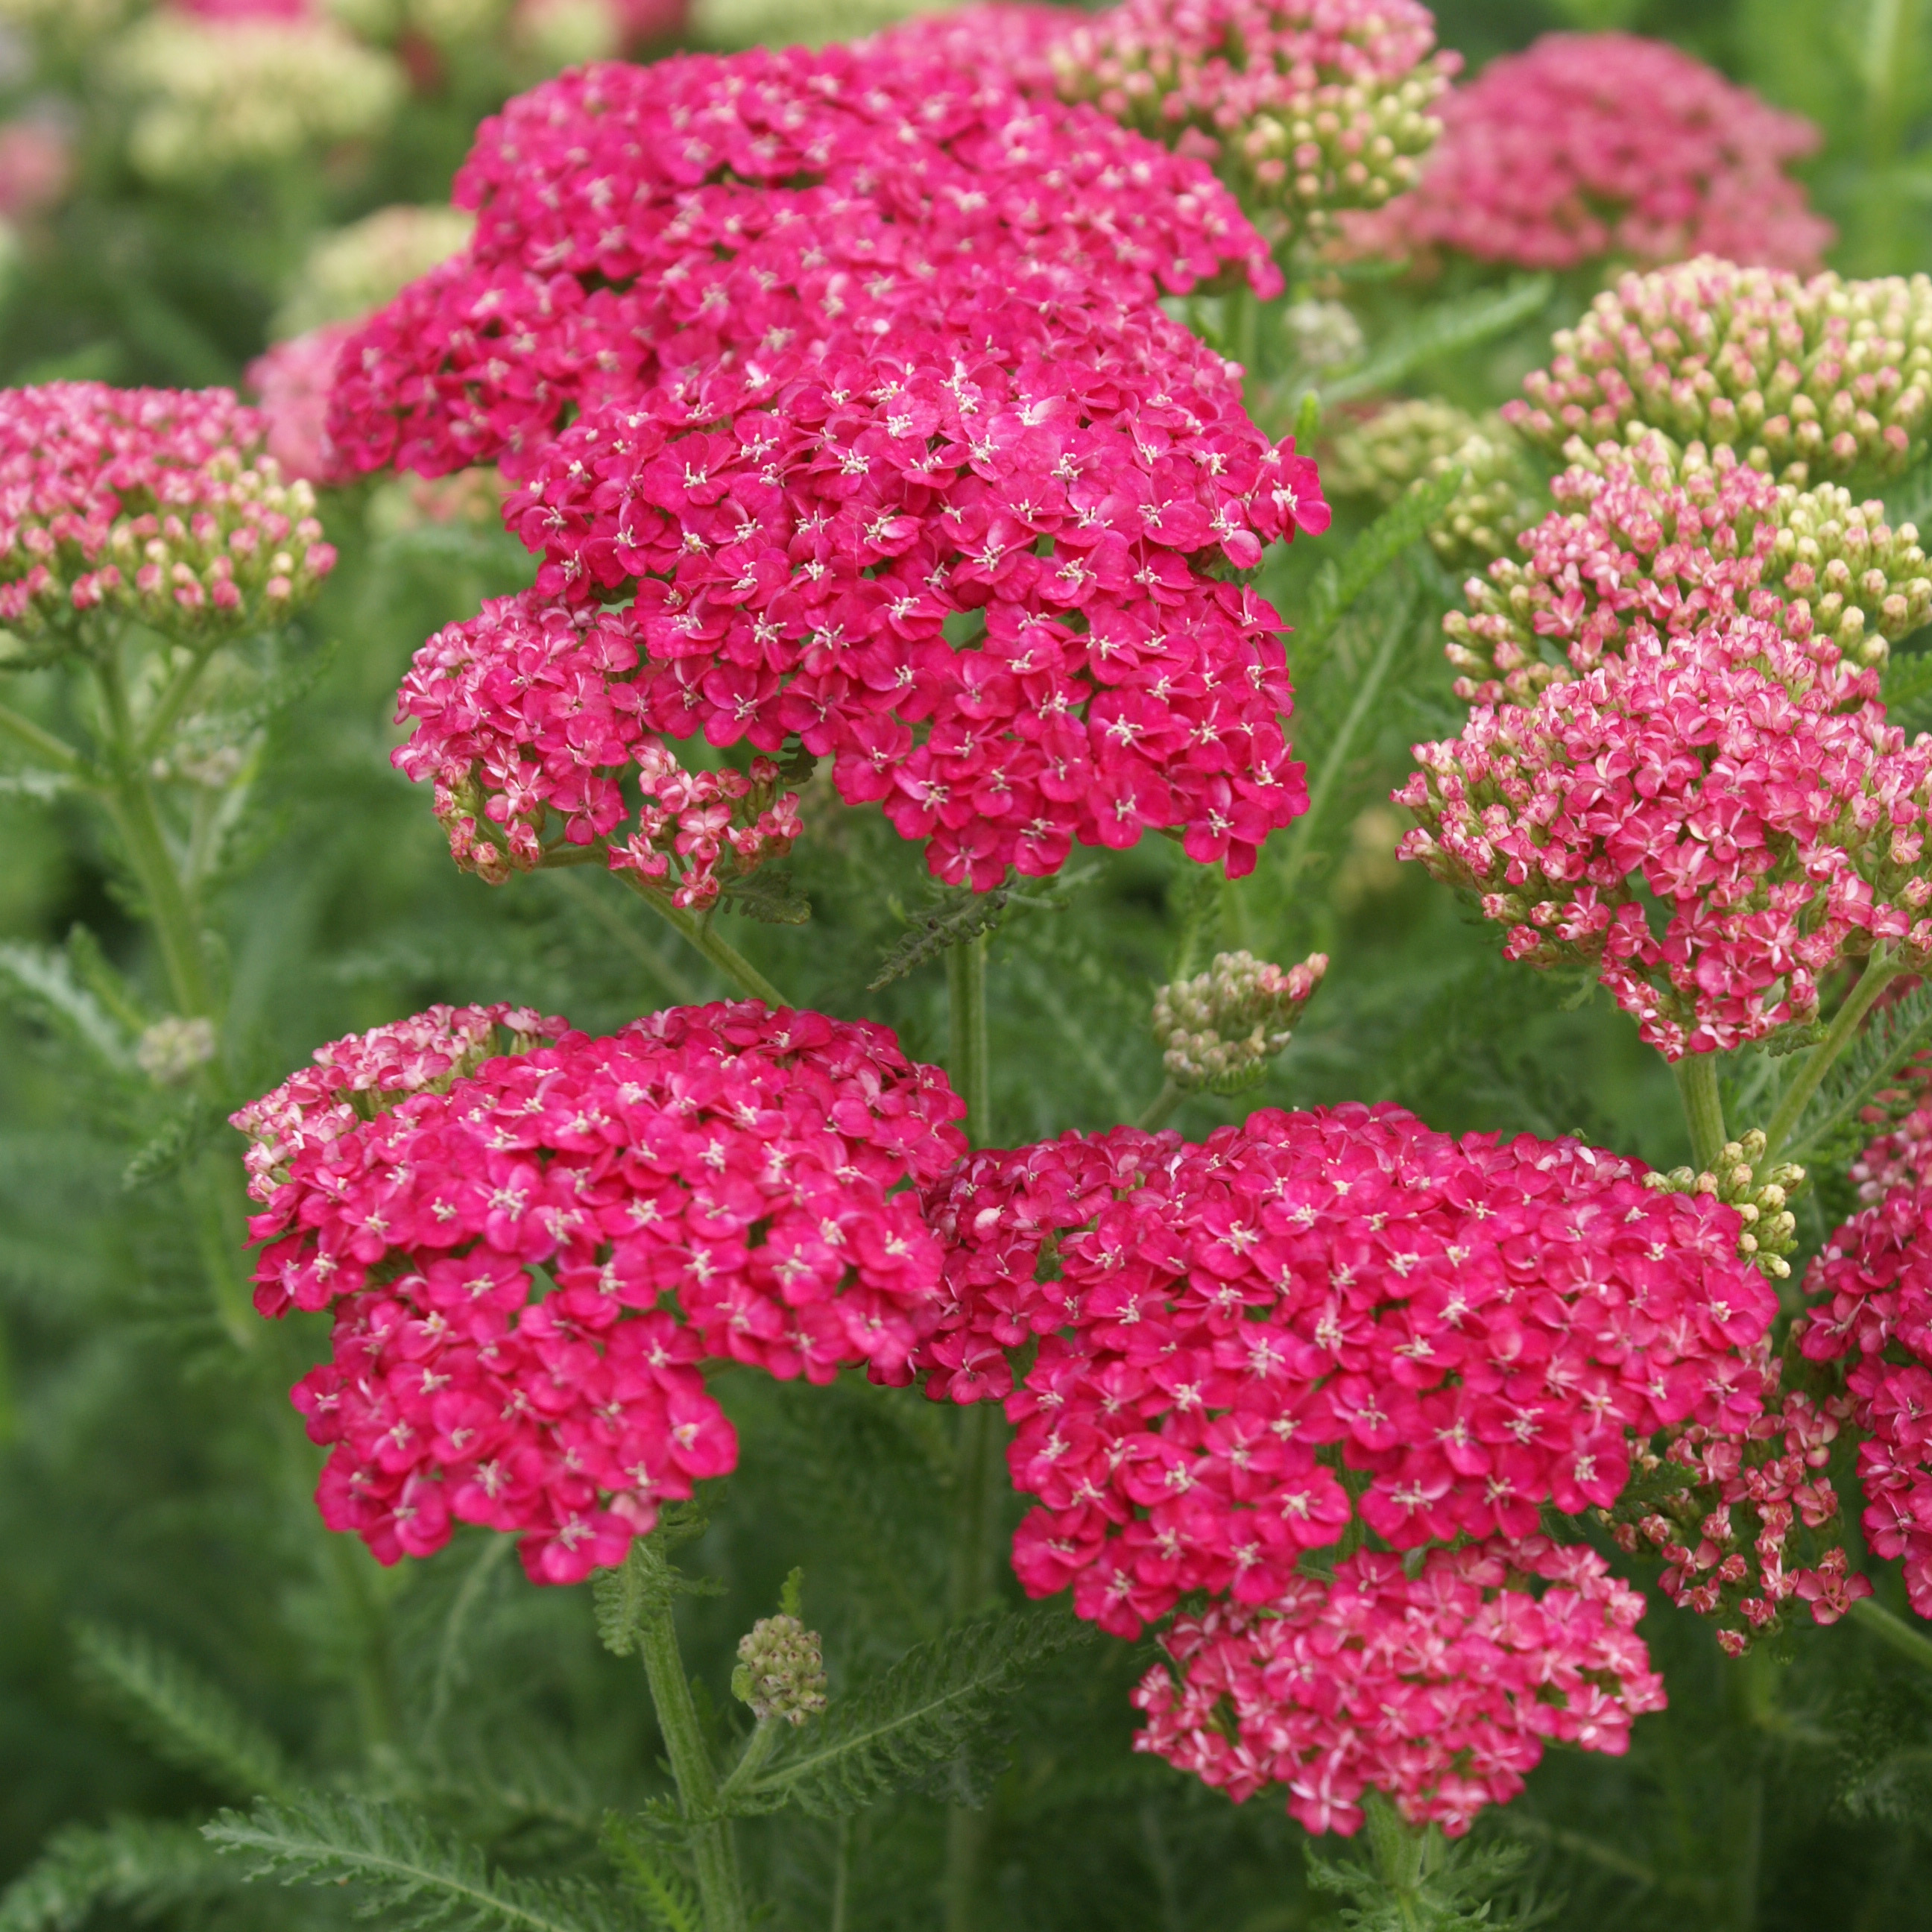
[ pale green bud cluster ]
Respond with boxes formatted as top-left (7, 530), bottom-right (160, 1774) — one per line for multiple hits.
top-left (1644, 1130), bottom-right (1805, 1280)
top-left (1326, 398), bottom-right (1545, 568)
top-left (136, 1015), bottom-right (217, 1086)
top-left (1280, 298), bottom-right (1365, 373)
top-left (274, 205), bottom-right (476, 341)
top-left (1152, 949), bottom-right (1326, 1095)
top-left (730, 1614), bottom-right (827, 1726)
top-left (110, 16), bottom-right (405, 184)
top-left (1511, 258), bottom-right (1932, 484)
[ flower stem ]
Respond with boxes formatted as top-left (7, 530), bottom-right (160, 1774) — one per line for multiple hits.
top-left (1762, 949), bottom-right (1904, 1164)
top-left (1363, 1793), bottom-right (1432, 1932)
top-left (1137, 1079), bottom-right (1184, 1131)
top-left (946, 935), bottom-right (991, 1143)
top-left (0, 696), bottom-right (92, 781)
top-left (636, 1591), bottom-right (749, 1932)
top-left (1849, 1594), bottom-right (1932, 1673)
top-left (613, 871), bottom-right (789, 1007)
top-left (1673, 1053), bottom-right (1729, 1175)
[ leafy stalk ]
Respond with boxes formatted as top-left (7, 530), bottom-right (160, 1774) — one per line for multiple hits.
top-left (1673, 1053), bottom-right (1729, 1174)
top-left (1763, 950), bottom-right (1904, 1164)
top-left (613, 871), bottom-right (788, 1007)
top-left (947, 934), bottom-right (991, 1143)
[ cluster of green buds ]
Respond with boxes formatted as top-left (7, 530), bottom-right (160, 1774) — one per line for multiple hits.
top-left (1325, 397), bottom-right (1546, 567)
top-left (1152, 948), bottom-right (1327, 1095)
top-left (1509, 259), bottom-right (1932, 484)
top-left (1643, 1130), bottom-right (1805, 1279)
top-left (1279, 297), bottom-right (1365, 373)
top-left (136, 1014), bottom-right (217, 1087)
top-left (1442, 432), bottom-right (1926, 705)
top-left (730, 1613), bottom-right (827, 1727)
top-left (1052, 0), bottom-right (1455, 243)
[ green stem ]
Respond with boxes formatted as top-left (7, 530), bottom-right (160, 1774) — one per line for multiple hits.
top-left (1673, 1054), bottom-right (1729, 1175)
top-left (944, 1398), bottom-right (1006, 1932)
top-left (1137, 1080), bottom-right (1184, 1131)
top-left (1363, 1793), bottom-right (1431, 1932)
top-left (1849, 1594), bottom-right (1932, 1673)
top-left (613, 870), bottom-right (789, 1007)
top-left (715, 1717), bottom-right (785, 1806)
top-left (636, 1592), bottom-right (749, 1932)
top-left (1275, 582), bottom-right (1418, 906)
top-left (136, 640), bottom-right (221, 762)
top-left (829, 1817), bottom-right (851, 1932)
top-left (0, 696), bottom-right (92, 781)
top-left (1764, 950), bottom-right (1904, 1164)
top-left (946, 935), bottom-right (991, 1143)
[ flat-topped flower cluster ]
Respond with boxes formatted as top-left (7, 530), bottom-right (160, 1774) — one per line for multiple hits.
top-left (0, 382), bottom-right (338, 637)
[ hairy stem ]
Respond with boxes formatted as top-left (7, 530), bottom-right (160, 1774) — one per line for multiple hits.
top-left (1363, 1793), bottom-right (1431, 1932)
top-left (636, 1592), bottom-right (749, 1932)
top-left (829, 1817), bottom-right (851, 1932)
top-left (1673, 1054), bottom-right (1729, 1175)
top-left (136, 639), bottom-right (222, 762)
top-left (947, 935), bottom-right (991, 1143)
top-left (944, 1394), bottom-right (1006, 1932)
top-left (613, 871), bottom-right (789, 1007)
top-left (1763, 950), bottom-right (1904, 1164)
top-left (1849, 1594), bottom-right (1932, 1673)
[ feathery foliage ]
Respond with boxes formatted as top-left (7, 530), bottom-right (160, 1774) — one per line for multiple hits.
top-left (1317, 277), bottom-right (1553, 405)
top-left (0, 1817), bottom-right (230, 1932)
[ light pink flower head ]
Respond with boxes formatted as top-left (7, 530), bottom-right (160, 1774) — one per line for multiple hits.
top-left (1358, 32), bottom-right (1831, 273)
top-left (1400, 616), bottom-right (1932, 1058)
top-left (0, 114), bottom-right (74, 223)
top-left (1134, 1536), bottom-right (1665, 1836)
top-left (245, 323), bottom-right (358, 488)
top-left (236, 1001), bottom-right (966, 1582)
top-left (0, 382), bottom-right (337, 637)
top-left (915, 1103), bottom-right (1772, 1638)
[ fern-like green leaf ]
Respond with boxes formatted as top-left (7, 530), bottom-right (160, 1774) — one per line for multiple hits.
top-left (591, 1502), bottom-right (721, 1657)
top-left (713, 866), bottom-right (811, 925)
top-left (121, 1100), bottom-right (222, 1193)
top-left (1294, 467), bottom-right (1465, 666)
top-left (1884, 647), bottom-right (1932, 736)
top-left (204, 1793), bottom-right (629, 1932)
top-left (1782, 979), bottom-right (1932, 1169)
top-left (869, 880), bottom-right (1015, 990)
top-left (75, 1623), bottom-right (295, 1801)
top-left (0, 943), bottom-right (133, 1073)
top-left (599, 1816), bottom-right (701, 1932)
top-left (738, 1605), bottom-right (1087, 1817)
top-left (0, 1816), bottom-right (227, 1932)
top-left (1317, 277), bottom-right (1553, 405)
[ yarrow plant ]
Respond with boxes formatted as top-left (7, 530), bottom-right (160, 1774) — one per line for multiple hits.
top-left (1354, 33), bottom-right (1832, 273)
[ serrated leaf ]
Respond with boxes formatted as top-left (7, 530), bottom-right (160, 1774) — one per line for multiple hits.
top-left (205, 1793), bottom-right (630, 1932)
top-left (0, 1817), bottom-right (227, 1932)
top-left (1884, 647), bottom-right (1932, 735)
top-left (75, 1622), bottom-right (295, 1800)
top-left (591, 1503), bottom-right (721, 1657)
top-left (713, 866), bottom-right (811, 926)
top-left (599, 1816), bottom-right (701, 1932)
top-left (739, 1605), bottom-right (1087, 1817)
top-left (121, 1099), bottom-right (221, 1192)
top-left (1784, 979), bottom-right (1932, 1169)
top-left (1317, 277), bottom-right (1554, 406)
top-left (1294, 466), bottom-right (1465, 666)
top-left (0, 941), bottom-right (134, 1073)
top-left (213, 638), bottom-right (341, 739)
top-left (869, 881), bottom-right (1014, 991)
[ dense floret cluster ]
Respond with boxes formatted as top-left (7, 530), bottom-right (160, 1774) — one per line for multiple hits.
top-left (871, 2), bottom-right (1073, 94)
top-left (235, 1003), bottom-right (965, 1581)
top-left (1399, 618), bottom-right (1932, 1058)
top-left (326, 45), bottom-right (1281, 482)
top-left (0, 382), bottom-right (338, 636)
top-left (1442, 433), bottom-right (1928, 707)
top-left (1051, 0), bottom-right (1455, 238)
top-left (1360, 35), bottom-right (1829, 273)
top-left (915, 1104), bottom-right (1772, 1638)
top-left (1803, 1183), bottom-right (1932, 1619)
top-left (1509, 260), bottom-right (1932, 482)
top-left (1134, 1536), bottom-right (1664, 1836)
top-left (1152, 947), bottom-right (1326, 1093)
top-left (247, 325), bottom-right (358, 487)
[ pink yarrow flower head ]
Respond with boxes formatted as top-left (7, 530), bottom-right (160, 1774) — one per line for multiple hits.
top-left (245, 323), bottom-right (359, 488)
top-left (1134, 1536), bottom-right (1666, 1836)
top-left (871, 4), bottom-right (1076, 95)
top-left (913, 1104), bottom-right (1773, 1638)
top-left (433, 300), bottom-right (1326, 890)
top-left (1399, 616), bottom-right (1932, 1059)
top-left (1355, 34), bottom-right (1831, 274)
top-left (233, 1001), bottom-right (966, 1582)
top-left (1051, 0), bottom-right (1456, 242)
top-left (1442, 432), bottom-right (1931, 708)
top-left (1509, 259), bottom-right (1932, 484)
top-left (0, 382), bottom-right (338, 638)
top-left (326, 45), bottom-right (1282, 483)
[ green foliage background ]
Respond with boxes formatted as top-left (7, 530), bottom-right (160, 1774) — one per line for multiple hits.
top-left (4, 1), bottom-right (1932, 1928)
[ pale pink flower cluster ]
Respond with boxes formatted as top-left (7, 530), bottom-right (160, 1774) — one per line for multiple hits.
top-left (915, 1105), bottom-right (1772, 1637)
top-left (1802, 1181), bottom-right (1932, 1619)
top-left (1852, 1093), bottom-right (1932, 1202)
top-left (1398, 618), bottom-right (1932, 1058)
top-left (1361, 34), bottom-right (1830, 273)
top-left (1442, 433), bottom-right (1928, 707)
top-left (236, 1002), bottom-right (965, 1582)
top-left (1603, 1376), bottom-right (1864, 1649)
top-left (0, 115), bottom-right (74, 222)
top-left (0, 383), bottom-right (338, 635)
top-left (326, 46), bottom-right (1280, 482)
top-left (1509, 259), bottom-right (1931, 483)
top-left (245, 324), bottom-right (358, 488)
top-left (1050, 0), bottom-right (1456, 234)
top-left (1134, 1537), bottom-right (1664, 1836)
top-left (872, 3), bottom-right (1073, 94)
top-left (230, 1002), bottom-right (565, 1205)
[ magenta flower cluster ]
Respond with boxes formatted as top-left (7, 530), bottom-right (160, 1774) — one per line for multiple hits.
top-left (233, 1002), bottom-right (965, 1582)
top-left (1803, 1180), bottom-right (1932, 1620)
top-left (915, 1104), bottom-right (1772, 1638)
top-left (0, 382), bottom-right (338, 632)
top-left (1362, 31), bottom-right (1831, 273)
top-left (1399, 619), bottom-right (1932, 1058)
top-left (1134, 1536), bottom-right (1664, 1837)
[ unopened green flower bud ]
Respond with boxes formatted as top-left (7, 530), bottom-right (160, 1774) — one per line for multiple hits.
top-left (731, 1614), bottom-right (827, 1727)
top-left (1152, 950), bottom-right (1326, 1095)
top-left (137, 1014), bottom-right (216, 1085)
